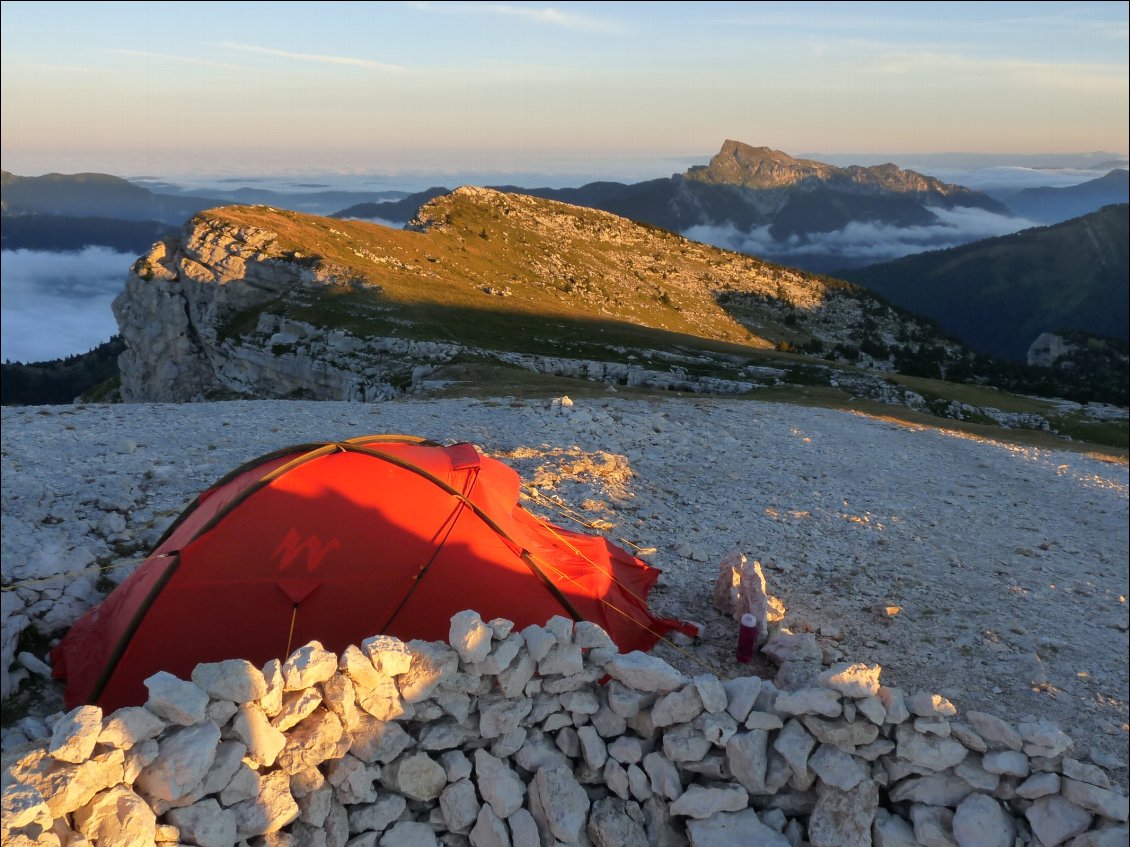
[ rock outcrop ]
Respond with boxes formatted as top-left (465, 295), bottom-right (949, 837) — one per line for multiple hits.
top-left (4, 611), bottom-right (1126, 847)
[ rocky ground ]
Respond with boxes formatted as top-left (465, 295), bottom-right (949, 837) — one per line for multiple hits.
top-left (2, 395), bottom-right (1127, 790)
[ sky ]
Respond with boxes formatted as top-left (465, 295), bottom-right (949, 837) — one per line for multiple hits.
top-left (1, 1), bottom-right (1128, 182)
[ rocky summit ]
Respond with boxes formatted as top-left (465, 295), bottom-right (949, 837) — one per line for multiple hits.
top-left (113, 187), bottom-right (966, 403)
top-left (685, 140), bottom-right (1000, 209)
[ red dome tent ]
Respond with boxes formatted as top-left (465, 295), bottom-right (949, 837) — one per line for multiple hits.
top-left (53, 435), bottom-right (688, 710)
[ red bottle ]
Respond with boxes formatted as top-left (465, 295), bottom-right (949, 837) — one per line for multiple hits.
top-left (736, 613), bottom-right (758, 663)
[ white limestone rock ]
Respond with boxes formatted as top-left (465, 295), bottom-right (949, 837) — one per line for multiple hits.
top-left (726, 730), bottom-right (769, 793)
top-left (519, 625), bottom-right (556, 662)
top-left (773, 719), bottom-right (816, 784)
top-left (191, 659), bottom-right (267, 703)
top-left (1062, 758), bottom-right (1112, 789)
top-left (260, 658), bottom-right (285, 716)
top-left (809, 743), bottom-right (868, 791)
top-left (982, 750), bottom-right (1030, 777)
top-left (1019, 720), bottom-right (1073, 758)
top-left (135, 722), bottom-right (220, 804)
top-left (816, 663), bottom-right (882, 698)
top-left (398, 641), bottom-right (459, 703)
top-left (966, 711), bottom-right (1023, 751)
top-left (877, 686), bottom-right (910, 725)
top-left (895, 724), bottom-right (969, 771)
top-left (573, 621), bottom-right (615, 650)
top-left (379, 820), bottom-right (439, 847)
top-left (468, 803), bottom-right (508, 847)
top-left (774, 687), bottom-right (842, 718)
top-left (440, 779), bottom-right (481, 834)
top-left (273, 688), bottom-right (324, 732)
top-left (1, 783), bottom-right (52, 832)
top-left (952, 793), bottom-right (1014, 847)
top-left (73, 785), bottom-right (156, 847)
top-left (99, 706), bottom-right (166, 750)
top-left (166, 798), bottom-right (237, 847)
top-left (48, 705), bottom-right (103, 763)
top-left (1016, 771), bottom-right (1061, 798)
top-left (145, 671), bottom-right (209, 726)
top-left (361, 635), bottom-right (414, 676)
top-left (800, 715), bottom-right (879, 750)
top-left (388, 752), bottom-right (446, 802)
top-left (282, 641), bottom-right (339, 691)
top-left (200, 740), bottom-right (247, 795)
top-left (761, 632), bottom-right (822, 665)
top-left (532, 765), bottom-right (590, 844)
top-left (722, 676), bottom-right (762, 722)
top-left (508, 808), bottom-right (539, 847)
top-left (474, 748), bottom-right (525, 818)
top-left (348, 793), bottom-right (407, 835)
top-left (651, 684), bottom-right (704, 727)
top-left (642, 751), bottom-right (682, 801)
top-left (1066, 826), bottom-right (1130, 847)
top-left (349, 714), bottom-right (413, 764)
top-left (872, 808), bottom-right (918, 847)
top-left (479, 693), bottom-right (533, 738)
top-left (605, 652), bottom-right (687, 693)
top-left (449, 610), bottom-right (493, 664)
top-left (1061, 778), bottom-right (1129, 823)
top-left (906, 691), bottom-right (957, 718)
top-left (686, 808), bottom-right (790, 847)
top-left (890, 772), bottom-right (975, 806)
top-left (538, 644), bottom-right (584, 677)
top-left (324, 754), bottom-right (382, 805)
top-left (230, 769), bottom-right (299, 838)
top-left (910, 804), bottom-right (957, 847)
top-left (661, 721), bottom-right (712, 763)
top-left (808, 778), bottom-right (879, 847)
top-left (232, 702), bottom-right (287, 767)
top-left (577, 725), bottom-right (608, 769)
top-left (586, 797), bottom-right (648, 847)
top-left (670, 784), bottom-right (749, 818)
top-left (1025, 795), bottom-right (1093, 847)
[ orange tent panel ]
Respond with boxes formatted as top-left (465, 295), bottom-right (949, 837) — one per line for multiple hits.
top-left (53, 436), bottom-right (688, 710)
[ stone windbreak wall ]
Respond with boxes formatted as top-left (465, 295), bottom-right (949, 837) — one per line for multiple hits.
top-left (2, 610), bottom-right (1127, 847)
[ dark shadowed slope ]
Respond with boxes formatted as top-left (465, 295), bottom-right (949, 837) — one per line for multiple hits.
top-left (841, 205), bottom-right (1129, 361)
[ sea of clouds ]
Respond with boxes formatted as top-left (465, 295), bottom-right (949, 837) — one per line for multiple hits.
top-left (0, 247), bottom-right (133, 364)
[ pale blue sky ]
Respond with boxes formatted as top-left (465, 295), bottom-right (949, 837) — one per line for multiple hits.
top-left (1, 1), bottom-right (1127, 179)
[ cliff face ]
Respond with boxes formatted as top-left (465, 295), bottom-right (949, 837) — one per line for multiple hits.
top-left (113, 217), bottom-right (441, 402)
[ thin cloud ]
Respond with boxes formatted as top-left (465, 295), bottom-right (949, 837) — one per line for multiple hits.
top-left (220, 42), bottom-right (407, 72)
top-left (871, 50), bottom-right (1126, 93)
top-left (406, 1), bottom-right (618, 32)
top-left (114, 50), bottom-right (239, 69)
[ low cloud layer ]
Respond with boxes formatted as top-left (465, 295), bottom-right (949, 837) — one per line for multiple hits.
top-left (683, 207), bottom-right (1040, 271)
top-left (1, 247), bottom-right (133, 363)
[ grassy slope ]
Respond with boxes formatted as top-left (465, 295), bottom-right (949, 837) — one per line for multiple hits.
top-left (211, 189), bottom-right (863, 363)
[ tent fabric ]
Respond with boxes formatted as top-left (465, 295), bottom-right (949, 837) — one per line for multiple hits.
top-left (53, 435), bottom-right (687, 710)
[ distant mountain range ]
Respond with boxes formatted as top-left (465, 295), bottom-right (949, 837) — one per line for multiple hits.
top-left (840, 204), bottom-right (1129, 361)
top-left (999, 169), bottom-right (1128, 224)
top-left (0, 170), bottom-right (405, 251)
top-left (335, 141), bottom-right (1021, 272)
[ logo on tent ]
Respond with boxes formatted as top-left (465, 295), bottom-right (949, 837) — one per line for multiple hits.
top-left (272, 527), bottom-right (342, 572)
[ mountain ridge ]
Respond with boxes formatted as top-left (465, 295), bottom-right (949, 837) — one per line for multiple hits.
top-left (841, 204), bottom-right (1130, 362)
